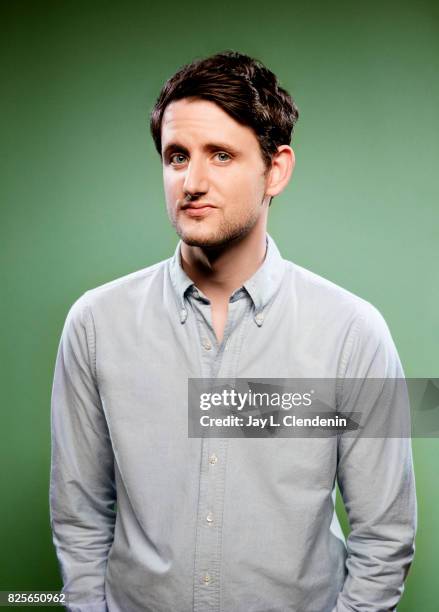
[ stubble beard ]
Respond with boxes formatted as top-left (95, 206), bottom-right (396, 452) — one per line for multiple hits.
top-left (169, 206), bottom-right (262, 249)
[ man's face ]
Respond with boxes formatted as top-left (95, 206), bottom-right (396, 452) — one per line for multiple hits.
top-left (161, 98), bottom-right (270, 248)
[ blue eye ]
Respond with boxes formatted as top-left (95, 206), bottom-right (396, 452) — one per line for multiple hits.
top-left (216, 152), bottom-right (231, 162)
top-left (170, 154), bottom-right (187, 165)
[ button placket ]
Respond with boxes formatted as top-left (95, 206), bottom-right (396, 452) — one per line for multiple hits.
top-left (192, 294), bottom-right (249, 612)
top-left (193, 438), bottom-right (227, 611)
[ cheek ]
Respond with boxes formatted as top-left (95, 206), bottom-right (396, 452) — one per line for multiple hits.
top-left (163, 172), bottom-right (181, 200)
top-left (218, 167), bottom-right (258, 194)
top-left (226, 169), bottom-right (266, 203)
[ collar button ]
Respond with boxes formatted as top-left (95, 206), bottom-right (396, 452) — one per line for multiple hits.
top-left (254, 312), bottom-right (264, 326)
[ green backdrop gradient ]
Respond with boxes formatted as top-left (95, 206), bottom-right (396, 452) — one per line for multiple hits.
top-left (1, 0), bottom-right (438, 609)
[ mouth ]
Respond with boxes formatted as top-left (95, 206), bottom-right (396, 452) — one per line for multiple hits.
top-left (180, 203), bottom-right (216, 217)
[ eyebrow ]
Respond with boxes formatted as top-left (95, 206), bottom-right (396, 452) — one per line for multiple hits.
top-left (162, 142), bottom-right (189, 158)
top-left (162, 141), bottom-right (240, 158)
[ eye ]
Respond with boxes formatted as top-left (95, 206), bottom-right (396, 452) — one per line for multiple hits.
top-left (170, 153), bottom-right (187, 165)
top-left (215, 151), bottom-right (231, 163)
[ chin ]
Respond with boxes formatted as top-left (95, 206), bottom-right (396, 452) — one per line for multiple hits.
top-left (176, 223), bottom-right (253, 249)
top-left (179, 231), bottom-right (227, 248)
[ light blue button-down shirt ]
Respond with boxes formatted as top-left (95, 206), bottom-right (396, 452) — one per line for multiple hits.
top-left (50, 235), bottom-right (416, 612)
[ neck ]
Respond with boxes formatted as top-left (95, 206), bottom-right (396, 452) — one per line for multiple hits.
top-left (180, 225), bottom-right (267, 302)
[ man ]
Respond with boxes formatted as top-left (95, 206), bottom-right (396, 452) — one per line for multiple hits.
top-left (50, 51), bottom-right (416, 611)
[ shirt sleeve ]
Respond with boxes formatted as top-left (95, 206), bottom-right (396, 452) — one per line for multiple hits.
top-left (50, 293), bottom-right (116, 612)
top-left (333, 306), bottom-right (417, 611)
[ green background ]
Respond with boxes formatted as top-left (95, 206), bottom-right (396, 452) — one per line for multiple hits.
top-left (1, 0), bottom-right (438, 609)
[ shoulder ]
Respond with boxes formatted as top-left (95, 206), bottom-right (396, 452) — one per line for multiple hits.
top-left (285, 259), bottom-right (387, 328)
top-left (282, 259), bottom-right (400, 374)
top-left (87, 259), bottom-right (167, 302)
top-left (65, 258), bottom-right (169, 324)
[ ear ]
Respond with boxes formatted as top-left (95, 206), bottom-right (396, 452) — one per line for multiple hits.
top-left (265, 145), bottom-right (295, 197)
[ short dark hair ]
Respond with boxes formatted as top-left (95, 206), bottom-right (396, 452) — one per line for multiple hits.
top-left (150, 50), bottom-right (299, 168)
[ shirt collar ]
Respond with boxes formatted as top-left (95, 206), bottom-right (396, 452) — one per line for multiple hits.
top-left (242, 234), bottom-right (286, 314)
top-left (169, 233), bottom-right (286, 320)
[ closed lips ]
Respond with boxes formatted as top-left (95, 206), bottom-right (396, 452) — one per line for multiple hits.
top-left (182, 203), bottom-right (215, 209)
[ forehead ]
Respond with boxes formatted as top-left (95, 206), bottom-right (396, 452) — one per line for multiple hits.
top-left (160, 98), bottom-right (258, 150)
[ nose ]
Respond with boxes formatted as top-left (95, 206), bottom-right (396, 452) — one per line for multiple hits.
top-left (183, 157), bottom-right (209, 200)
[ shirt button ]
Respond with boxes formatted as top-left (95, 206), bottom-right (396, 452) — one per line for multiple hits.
top-left (208, 454), bottom-right (218, 465)
top-left (202, 338), bottom-right (212, 350)
top-left (193, 289), bottom-right (200, 298)
top-left (254, 312), bottom-right (264, 326)
top-left (179, 309), bottom-right (187, 324)
top-left (202, 573), bottom-right (211, 584)
top-left (206, 511), bottom-right (214, 523)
